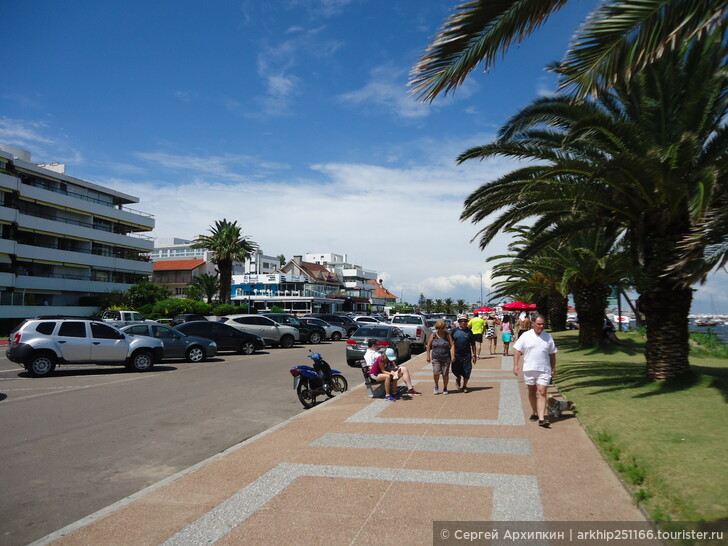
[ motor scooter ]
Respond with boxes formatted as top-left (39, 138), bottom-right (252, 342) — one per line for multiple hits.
top-left (290, 352), bottom-right (348, 408)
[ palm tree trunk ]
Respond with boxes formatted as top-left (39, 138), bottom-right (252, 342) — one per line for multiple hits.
top-left (548, 292), bottom-right (568, 332)
top-left (640, 286), bottom-right (692, 381)
top-left (217, 260), bottom-right (232, 305)
top-left (573, 282), bottom-right (610, 348)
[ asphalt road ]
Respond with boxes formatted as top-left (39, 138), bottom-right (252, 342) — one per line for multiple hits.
top-left (0, 342), bottom-right (361, 546)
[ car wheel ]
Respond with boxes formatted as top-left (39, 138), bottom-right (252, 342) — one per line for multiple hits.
top-left (308, 331), bottom-right (322, 344)
top-left (185, 346), bottom-right (206, 363)
top-left (240, 341), bottom-right (256, 355)
top-left (347, 327), bottom-right (358, 337)
top-left (347, 358), bottom-right (360, 368)
top-left (280, 334), bottom-right (295, 348)
top-left (331, 331), bottom-right (342, 341)
top-left (27, 353), bottom-right (56, 377)
top-left (129, 350), bottom-right (154, 372)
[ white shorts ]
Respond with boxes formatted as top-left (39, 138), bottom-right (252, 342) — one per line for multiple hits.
top-left (523, 370), bottom-right (551, 386)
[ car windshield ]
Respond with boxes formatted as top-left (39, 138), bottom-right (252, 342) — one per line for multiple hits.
top-left (392, 316), bottom-right (421, 325)
top-left (353, 326), bottom-right (390, 338)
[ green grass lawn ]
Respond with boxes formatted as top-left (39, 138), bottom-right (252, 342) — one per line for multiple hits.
top-left (551, 330), bottom-right (728, 523)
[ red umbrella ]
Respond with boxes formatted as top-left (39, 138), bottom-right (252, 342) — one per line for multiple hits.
top-left (474, 306), bottom-right (494, 313)
top-left (502, 301), bottom-right (536, 311)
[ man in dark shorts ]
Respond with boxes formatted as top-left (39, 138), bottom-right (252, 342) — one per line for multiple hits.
top-left (451, 315), bottom-right (477, 393)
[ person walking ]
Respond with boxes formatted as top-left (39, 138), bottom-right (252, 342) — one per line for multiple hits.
top-left (451, 315), bottom-right (477, 393)
top-left (512, 315), bottom-right (558, 428)
top-left (426, 319), bottom-right (454, 395)
top-left (468, 312), bottom-right (486, 358)
top-left (501, 314), bottom-right (513, 356)
top-left (516, 313), bottom-right (532, 339)
top-left (485, 313), bottom-right (500, 354)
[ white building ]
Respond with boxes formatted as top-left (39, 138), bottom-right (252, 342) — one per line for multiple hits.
top-left (305, 252), bottom-right (378, 292)
top-left (0, 146), bottom-right (154, 329)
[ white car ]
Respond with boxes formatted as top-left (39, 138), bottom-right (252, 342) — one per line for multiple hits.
top-left (218, 314), bottom-right (300, 348)
top-left (299, 317), bottom-right (347, 341)
top-left (353, 316), bottom-right (388, 325)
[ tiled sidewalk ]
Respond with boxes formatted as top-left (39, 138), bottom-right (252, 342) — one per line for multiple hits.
top-left (34, 353), bottom-right (646, 545)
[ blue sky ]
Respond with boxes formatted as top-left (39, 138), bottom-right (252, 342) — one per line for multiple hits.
top-left (2, 0), bottom-right (726, 313)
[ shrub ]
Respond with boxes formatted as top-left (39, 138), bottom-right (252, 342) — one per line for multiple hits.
top-left (213, 304), bottom-right (240, 316)
top-left (270, 305), bottom-right (284, 313)
top-left (152, 298), bottom-right (210, 317)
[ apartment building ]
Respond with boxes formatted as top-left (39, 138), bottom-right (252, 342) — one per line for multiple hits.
top-left (0, 146), bottom-right (154, 330)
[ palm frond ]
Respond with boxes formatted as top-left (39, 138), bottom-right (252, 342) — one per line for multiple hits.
top-left (409, 0), bottom-right (568, 102)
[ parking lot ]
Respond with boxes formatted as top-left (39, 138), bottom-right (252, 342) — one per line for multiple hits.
top-left (0, 342), bottom-right (362, 546)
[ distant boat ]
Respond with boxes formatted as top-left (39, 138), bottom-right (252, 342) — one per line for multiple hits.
top-left (695, 319), bottom-right (719, 327)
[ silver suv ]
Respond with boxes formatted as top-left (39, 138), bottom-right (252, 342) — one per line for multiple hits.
top-left (218, 314), bottom-right (300, 348)
top-left (6, 318), bottom-right (165, 377)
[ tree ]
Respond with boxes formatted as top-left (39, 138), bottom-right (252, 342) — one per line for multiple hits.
top-left (410, 0), bottom-right (727, 100)
top-left (456, 299), bottom-right (467, 313)
top-left (458, 36), bottom-right (728, 378)
top-left (124, 282), bottom-right (171, 309)
top-left (189, 273), bottom-right (221, 304)
top-left (277, 254), bottom-right (286, 266)
top-left (192, 219), bottom-right (258, 305)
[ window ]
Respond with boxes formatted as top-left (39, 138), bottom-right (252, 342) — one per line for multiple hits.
top-left (125, 325), bottom-right (148, 335)
top-left (152, 325), bottom-right (176, 339)
top-left (35, 322), bottom-right (56, 335)
top-left (91, 322), bottom-right (123, 339)
top-left (234, 317), bottom-right (256, 325)
top-left (58, 322), bottom-right (86, 337)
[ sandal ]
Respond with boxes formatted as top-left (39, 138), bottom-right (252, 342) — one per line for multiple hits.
top-left (529, 414), bottom-right (538, 422)
top-left (462, 387), bottom-right (469, 393)
top-left (538, 419), bottom-right (551, 428)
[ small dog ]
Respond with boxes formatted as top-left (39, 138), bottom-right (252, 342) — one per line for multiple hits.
top-left (547, 396), bottom-right (575, 418)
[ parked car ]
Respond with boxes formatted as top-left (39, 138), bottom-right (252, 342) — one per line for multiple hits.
top-left (390, 314), bottom-right (432, 352)
top-left (217, 315), bottom-right (299, 348)
top-left (345, 324), bottom-right (412, 367)
top-left (299, 317), bottom-right (346, 341)
top-left (175, 321), bottom-right (264, 354)
top-left (121, 323), bottom-right (218, 362)
top-left (171, 314), bottom-right (208, 326)
top-left (97, 309), bottom-right (156, 328)
top-left (304, 313), bottom-right (359, 337)
top-left (353, 316), bottom-right (388, 325)
top-left (6, 318), bottom-right (164, 377)
top-left (262, 313), bottom-right (325, 344)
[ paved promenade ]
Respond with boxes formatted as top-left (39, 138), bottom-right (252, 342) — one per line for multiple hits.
top-left (33, 353), bottom-right (646, 545)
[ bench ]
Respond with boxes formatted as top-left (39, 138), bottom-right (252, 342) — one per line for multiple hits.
top-left (359, 360), bottom-right (386, 398)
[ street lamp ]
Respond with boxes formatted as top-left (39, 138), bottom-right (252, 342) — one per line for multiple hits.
top-left (479, 273), bottom-right (483, 305)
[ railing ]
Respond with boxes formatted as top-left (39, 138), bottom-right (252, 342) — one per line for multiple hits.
top-left (20, 177), bottom-right (154, 218)
top-left (14, 207), bottom-right (154, 240)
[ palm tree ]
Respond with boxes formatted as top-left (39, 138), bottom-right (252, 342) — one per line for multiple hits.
top-left (192, 219), bottom-right (258, 305)
top-left (410, 0), bottom-right (727, 100)
top-left (458, 36), bottom-right (728, 379)
top-left (456, 299), bottom-right (467, 313)
top-left (189, 273), bottom-right (221, 304)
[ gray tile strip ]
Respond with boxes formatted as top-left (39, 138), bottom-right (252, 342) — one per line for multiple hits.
top-left (161, 463), bottom-right (543, 545)
top-left (311, 432), bottom-right (531, 455)
top-left (346, 379), bottom-right (524, 426)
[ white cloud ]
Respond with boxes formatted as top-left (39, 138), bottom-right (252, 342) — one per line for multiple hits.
top-left (107, 142), bottom-right (513, 303)
top-left (339, 64), bottom-right (432, 119)
top-left (0, 117), bottom-right (84, 166)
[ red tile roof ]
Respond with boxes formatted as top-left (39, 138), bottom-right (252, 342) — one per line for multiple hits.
top-left (153, 259), bottom-right (207, 271)
top-left (368, 280), bottom-right (397, 300)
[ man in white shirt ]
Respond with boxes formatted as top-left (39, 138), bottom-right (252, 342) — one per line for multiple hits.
top-left (512, 315), bottom-right (557, 428)
top-left (363, 339), bottom-right (381, 368)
